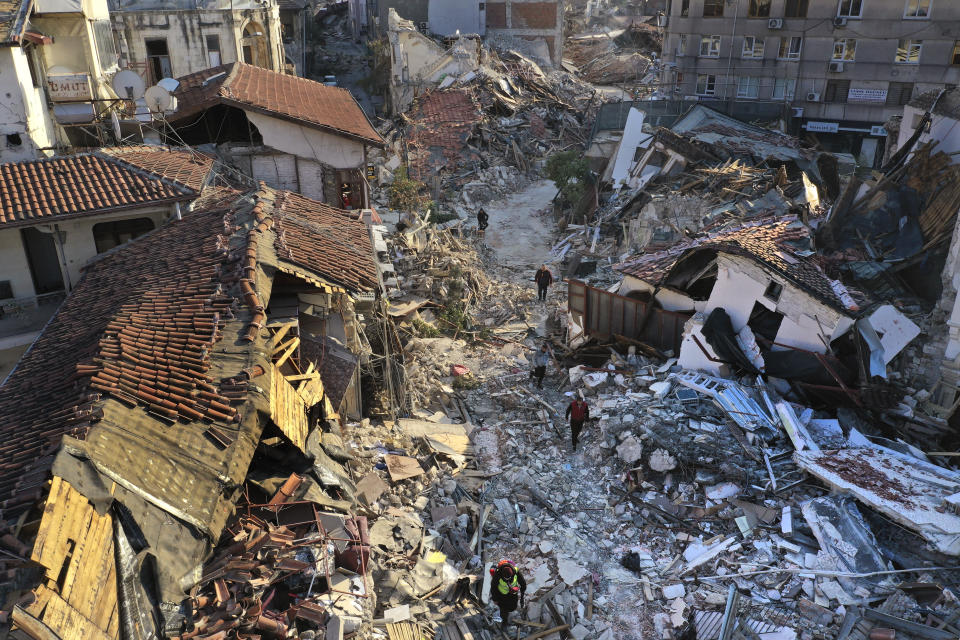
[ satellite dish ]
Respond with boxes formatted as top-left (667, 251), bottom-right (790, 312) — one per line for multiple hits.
top-left (113, 70), bottom-right (146, 100)
top-left (157, 77), bottom-right (180, 92)
top-left (111, 110), bottom-right (122, 140)
top-left (144, 85), bottom-right (173, 113)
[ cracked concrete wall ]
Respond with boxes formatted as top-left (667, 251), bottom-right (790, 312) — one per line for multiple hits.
top-left (485, 0), bottom-right (563, 65)
top-left (0, 47), bottom-right (59, 163)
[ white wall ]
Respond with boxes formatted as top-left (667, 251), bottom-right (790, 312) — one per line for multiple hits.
top-left (0, 47), bottom-right (59, 163)
top-left (245, 111), bottom-right (367, 168)
top-left (0, 228), bottom-right (36, 299)
top-left (897, 104), bottom-right (960, 160)
top-left (617, 275), bottom-right (697, 313)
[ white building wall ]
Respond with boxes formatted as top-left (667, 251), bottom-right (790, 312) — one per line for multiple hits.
top-left (0, 47), bottom-right (59, 163)
top-left (897, 104), bottom-right (960, 160)
top-left (0, 228), bottom-right (36, 300)
top-left (245, 111), bottom-right (367, 168)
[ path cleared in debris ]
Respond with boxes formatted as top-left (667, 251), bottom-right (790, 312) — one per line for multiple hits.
top-left (482, 180), bottom-right (558, 270)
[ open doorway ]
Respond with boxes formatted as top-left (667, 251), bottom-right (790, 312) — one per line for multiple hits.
top-left (20, 227), bottom-right (65, 295)
top-left (747, 300), bottom-right (784, 344)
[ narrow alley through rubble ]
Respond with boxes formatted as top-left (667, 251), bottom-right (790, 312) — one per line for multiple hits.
top-left (482, 180), bottom-right (557, 271)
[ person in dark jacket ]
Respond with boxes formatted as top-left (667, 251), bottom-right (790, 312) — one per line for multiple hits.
top-left (488, 559), bottom-right (526, 629)
top-left (534, 264), bottom-right (553, 301)
top-left (477, 208), bottom-right (489, 232)
top-left (565, 394), bottom-right (590, 450)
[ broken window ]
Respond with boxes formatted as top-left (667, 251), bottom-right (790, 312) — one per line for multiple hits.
top-left (764, 281), bottom-right (783, 302)
top-left (824, 79), bottom-right (850, 103)
top-left (93, 217), bottom-right (156, 254)
top-left (742, 36), bottom-right (764, 58)
top-left (832, 38), bottom-right (856, 61)
top-left (696, 74), bottom-right (717, 96)
top-left (886, 81), bottom-right (915, 106)
top-left (895, 39), bottom-right (922, 64)
top-left (837, 0), bottom-right (863, 17)
top-left (778, 37), bottom-right (802, 60)
top-left (904, 0), bottom-right (931, 18)
top-left (681, 0), bottom-right (690, 16)
top-left (92, 20), bottom-right (118, 71)
top-left (700, 35), bottom-right (721, 57)
top-left (145, 38), bottom-right (172, 83)
top-left (676, 34), bottom-right (688, 56)
top-left (749, 0), bottom-right (772, 17)
top-left (748, 301), bottom-right (784, 343)
top-left (703, 0), bottom-right (724, 16)
top-left (785, 0), bottom-right (809, 16)
top-left (773, 77), bottom-right (796, 100)
top-left (206, 34), bottom-right (221, 67)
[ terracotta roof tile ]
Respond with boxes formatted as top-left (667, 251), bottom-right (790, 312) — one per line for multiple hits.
top-left (173, 63), bottom-right (383, 146)
top-left (405, 89), bottom-right (482, 181)
top-left (0, 147), bottom-right (210, 229)
top-left (273, 190), bottom-right (379, 292)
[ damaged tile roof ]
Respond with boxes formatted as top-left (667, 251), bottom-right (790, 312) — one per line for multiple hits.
top-left (0, 147), bottom-right (211, 228)
top-left (172, 62), bottom-right (384, 146)
top-left (616, 218), bottom-right (866, 314)
top-left (406, 89), bottom-right (483, 181)
top-left (273, 190), bottom-right (380, 292)
top-left (0, 185), bottom-right (376, 533)
top-left (0, 0), bottom-right (29, 44)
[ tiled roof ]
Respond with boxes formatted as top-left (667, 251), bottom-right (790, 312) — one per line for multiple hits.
top-left (0, 184), bottom-right (378, 526)
top-left (172, 63), bottom-right (384, 146)
top-left (102, 145), bottom-right (215, 191)
top-left (0, 147), bottom-right (210, 228)
top-left (615, 218), bottom-right (865, 313)
top-left (273, 190), bottom-right (379, 292)
top-left (406, 89), bottom-right (482, 181)
top-left (0, 0), bottom-right (30, 44)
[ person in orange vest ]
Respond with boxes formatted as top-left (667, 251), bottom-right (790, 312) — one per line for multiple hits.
top-left (488, 559), bottom-right (526, 629)
top-left (565, 393), bottom-right (590, 450)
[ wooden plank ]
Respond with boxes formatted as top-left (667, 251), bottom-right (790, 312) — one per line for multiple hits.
top-left (519, 625), bottom-right (569, 640)
top-left (272, 335), bottom-right (299, 355)
top-left (274, 337), bottom-right (300, 368)
top-left (267, 322), bottom-right (296, 346)
top-left (271, 364), bottom-right (309, 451)
top-left (456, 619), bottom-right (476, 640)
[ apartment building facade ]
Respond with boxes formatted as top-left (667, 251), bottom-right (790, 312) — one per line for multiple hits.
top-left (660, 0), bottom-right (960, 165)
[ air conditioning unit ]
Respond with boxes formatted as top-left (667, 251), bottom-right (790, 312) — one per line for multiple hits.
top-left (834, 17), bottom-right (848, 27)
top-left (829, 61), bottom-right (844, 72)
top-left (768, 18), bottom-right (783, 29)
top-left (806, 92), bottom-right (821, 102)
top-left (792, 107), bottom-right (804, 117)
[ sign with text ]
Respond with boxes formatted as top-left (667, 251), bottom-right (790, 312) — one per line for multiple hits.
top-left (806, 121), bottom-right (839, 133)
top-left (47, 73), bottom-right (92, 101)
top-left (847, 88), bottom-right (888, 103)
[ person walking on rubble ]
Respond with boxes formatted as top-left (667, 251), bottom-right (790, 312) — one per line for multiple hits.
top-left (477, 208), bottom-right (489, 236)
top-left (529, 342), bottom-right (552, 389)
top-left (488, 559), bottom-right (526, 629)
top-left (565, 392), bottom-right (590, 450)
top-left (534, 264), bottom-right (553, 302)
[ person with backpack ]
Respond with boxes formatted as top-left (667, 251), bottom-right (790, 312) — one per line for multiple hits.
top-left (488, 559), bottom-right (526, 629)
top-left (565, 393), bottom-right (590, 450)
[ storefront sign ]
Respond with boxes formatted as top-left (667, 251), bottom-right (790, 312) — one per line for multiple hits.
top-left (806, 121), bottom-right (839, 133)
top-left (847, 88), bottom-right (888, 103)
top-left (47, 73), bottom-right (92, 101)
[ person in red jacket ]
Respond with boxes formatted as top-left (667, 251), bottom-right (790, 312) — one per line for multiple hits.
top-left (565, 394), bottom-right (590, 450)
top-left (534, 264), bottom-right (553, 301)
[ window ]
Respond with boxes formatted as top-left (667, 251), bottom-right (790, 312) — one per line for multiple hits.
top-left (904, 0), bottom-right (931, 18)
top-left (24, 44), bottom-right (42, 88)
top-left (696, 74), bottom-right (717, 96)
top-left (681, 0), bottom-right (689, 16)
top-left (764, 281), bottom-right (783, 302)
top-left (824, 79), bottom-right (851, 103)
top-left (832, 39), bottom-right (856, 61)
top-left (93, 218), bottom-right (156, 254)
top-left (145, 39), bottom-right (172, 83)
top-left (703, 0), bottom-right (724, 17)
top-left (206, 34), bottom-right (221, 67)
top-left (6, 133), bottom-right (22, 146)
top-left (742, 36), bottom-right (764, 58)
top-left (748, 0), bottom-right (771, 17)
top-left (895, 39), bottom-right (922, 64)
top-left (773, 77), bottom-right (796, 100)
top-left (778, 37), bottom-right (802, 59)
top-left (676, 34), bottom-right (688, 56)
top-left (700, 35), bottom-right (721, 57)
top-left (952, 41), bottom-right (960, 65)
top-left (737, 76), bottom-right (760, 98)
top-left (886, 82), bottom-right (915, 106)
top-left (92, 20), bottom-right (118, 71)
top-left (784, 0), bottom-right (809, 16)
top-left (837, 0), bottom-right (863, 17)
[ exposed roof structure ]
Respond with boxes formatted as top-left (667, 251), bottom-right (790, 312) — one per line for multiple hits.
top-left (406, 89), bottom-right (482, 181)
top-left (0, 185), bottom-right (377, 531)
top-left (0, 146), bottom-right (213, 228)
top-left (172, 63), bottom-right (384, 146)
top-left (615, 218), bottom-right (865, 314)
top-left (0, 0), bottom-right (29, 45)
